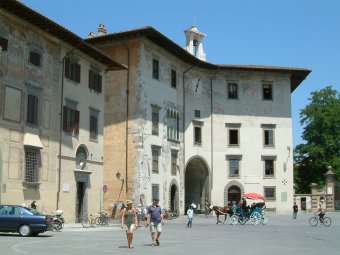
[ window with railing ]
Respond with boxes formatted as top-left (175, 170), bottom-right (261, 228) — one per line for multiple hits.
top-left (25, 148), bottom-right (40, 183)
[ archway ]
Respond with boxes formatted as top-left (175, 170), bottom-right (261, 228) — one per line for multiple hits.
top-left (185, 156), bottom-right (209, 213)
top-left (228, 186), bottom-right (241, 205)
top-left (224, 180), bottom-right (245, 206)
top-left (169, 182), bottom-right (178, 212)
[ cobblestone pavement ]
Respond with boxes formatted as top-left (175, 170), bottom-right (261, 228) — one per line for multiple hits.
top-left (0, 212), bottom-right (339, 255)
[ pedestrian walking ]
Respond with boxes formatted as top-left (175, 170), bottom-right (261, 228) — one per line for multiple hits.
top-left (293, 202), bottom-right (298, 219)
top-left (187, 205), bottom-right (194, 227)
top-left (146, 198), bottom-right (163, 246)
top-left (121, 200), bottom-right (138, 249)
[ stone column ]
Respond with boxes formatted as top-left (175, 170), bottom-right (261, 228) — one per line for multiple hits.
top-left (324, 167), bottom-right (335, 211)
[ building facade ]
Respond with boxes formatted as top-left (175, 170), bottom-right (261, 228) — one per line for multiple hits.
top-left (0, 1), bottom-right (125, 222)
top-left (87, 26), bottom-right (310, 214)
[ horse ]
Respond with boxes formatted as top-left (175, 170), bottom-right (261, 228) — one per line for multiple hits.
top-left (206, 201), bottom-right (233, 224)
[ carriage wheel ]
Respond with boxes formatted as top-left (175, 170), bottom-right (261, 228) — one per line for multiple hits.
top-left (260, 214), bottom-right (269, 225)
top-left (230, 215), bottom-right (238, 225)
top-left (250, 212), bottom-right (261, 225)
top-left (238, 215), bottom-right (246, 225)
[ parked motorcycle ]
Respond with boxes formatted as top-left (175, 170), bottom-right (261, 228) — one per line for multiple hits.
top-left (53, 210), bottom-right (64, 231)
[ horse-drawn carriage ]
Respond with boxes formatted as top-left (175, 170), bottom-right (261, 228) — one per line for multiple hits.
top-left (230, 201), bottom-right (269, 225)
top-left (206, 192), bottom-right (269, 225)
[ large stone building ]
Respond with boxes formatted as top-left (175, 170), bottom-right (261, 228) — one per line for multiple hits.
top-left (0, 0), bottom-right (125, 222)
top-left (0, 0), bottom-right (311, 221)
top-left (86, 25), bottom-right (310, 214)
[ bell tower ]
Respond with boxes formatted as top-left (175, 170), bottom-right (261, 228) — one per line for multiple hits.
top-left (184, 25), bottom-right (207, 61)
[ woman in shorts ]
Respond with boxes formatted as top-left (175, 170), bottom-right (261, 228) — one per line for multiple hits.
top-left (121, 200), bottom-right (138, 248)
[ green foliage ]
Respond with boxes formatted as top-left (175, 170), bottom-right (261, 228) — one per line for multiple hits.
top-left (294, 86), bottom-right (340, 193)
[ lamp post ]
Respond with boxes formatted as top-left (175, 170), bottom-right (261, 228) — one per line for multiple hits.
top-left (116, 171), bottom-right (125, 202)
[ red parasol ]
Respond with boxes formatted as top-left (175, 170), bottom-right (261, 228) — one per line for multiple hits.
top-left (243, 192), bottom-right (265, 201)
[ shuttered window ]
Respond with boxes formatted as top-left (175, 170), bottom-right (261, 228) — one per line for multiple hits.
top-left (65, 58), bottom-right (81, 83)
top-left (63, 106), bottom-right (79, 134)
top-left (89, 69), bottom-right (102, 93)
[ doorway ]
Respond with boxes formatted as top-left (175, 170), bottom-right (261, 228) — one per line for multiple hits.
top-left (300, 197), bottom-right (306, 211)
top-left (170, 183), bottom-right (178, 212)
top-left (75, 182), bottom-right (85, 223)
top-left (228, 186), bottom-right (241, 205)
top-left (185, 157), bottom-right (209, 213)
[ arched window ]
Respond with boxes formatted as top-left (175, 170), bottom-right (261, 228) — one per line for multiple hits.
top-left (76, 146), bottom-right (88, 169)
top-left (167, 108), bottom-right (180, 141)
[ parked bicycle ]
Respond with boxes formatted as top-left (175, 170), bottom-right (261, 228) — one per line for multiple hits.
top-left (81, 214), bottom-right (96, 228)
top-left (96, 211), bottom-right (109, 226)
top-left (309, 212), bottom-right (331, 227)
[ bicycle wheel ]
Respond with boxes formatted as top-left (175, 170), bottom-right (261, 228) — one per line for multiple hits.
top-left (81, 215), bottom-right (90, 228)
top-left (322, 217), bottom-right (331, 227)
top-left (309, 216), bottom-right (318, 227)
top-left (95, 217), bottom-right (101, 225)
top-left (230, 215), bottom-right (238, 225)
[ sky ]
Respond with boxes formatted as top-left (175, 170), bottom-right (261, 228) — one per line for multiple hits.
top-left (21, 0), bottom-right (340, 147)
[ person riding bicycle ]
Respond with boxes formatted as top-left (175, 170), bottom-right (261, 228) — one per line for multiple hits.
top-left (316, 203), bottom-right (325, 222)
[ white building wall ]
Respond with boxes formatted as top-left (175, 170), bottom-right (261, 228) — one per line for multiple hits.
top-left (131, 38), bottom-right (295, 214)
top-left (58, 48), bottom-right (106, 221)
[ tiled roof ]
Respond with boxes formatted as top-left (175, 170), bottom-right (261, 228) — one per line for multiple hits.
top-left (87, 26), bottom-right (311, 91)
top-left (0, 0), bottom-right (127, 71)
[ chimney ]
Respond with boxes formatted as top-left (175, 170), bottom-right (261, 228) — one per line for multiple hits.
top-left (87, 32), bottom-right (96, 39)
top-left (98, 24), bottom-right (107, 36)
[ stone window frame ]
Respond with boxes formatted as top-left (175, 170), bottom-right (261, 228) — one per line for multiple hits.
top-left (151, 145), bottom-right (161, 174)
top-left (262, 82), bottom-right (273, 101)
top-left (261, 155), bottom-right (277, 178)
top-left (28, 44), bottom-right (43, 68)
top-left (89, 107), bottom-right (100, 141)
top-left (226, 123), bottom-right (241, 148)
top-left (261, 124), bottom-right (276, 148)
top-left (171, 149), bottom-right (178, 176)
top-left (226, 154), bottom-right (242, 178)
top-left (264, 186), bottom-right (276, 201)
top-left (152, 56), bottom-right (159, 80)
top-left (227, 81), bottom-right (239, 99)
top-left (151, 104), bottom-right (161, 136)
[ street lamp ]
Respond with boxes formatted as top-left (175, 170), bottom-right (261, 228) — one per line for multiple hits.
top-left (116, 171), bottom-right (125, 203)
top-left (116, 171), bottom-right (121, 181)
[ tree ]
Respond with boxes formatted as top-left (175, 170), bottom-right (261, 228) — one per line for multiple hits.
top-left (294, 86), bottom-right (340, 193)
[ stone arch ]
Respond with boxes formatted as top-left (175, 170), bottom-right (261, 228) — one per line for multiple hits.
top-left (185, 155), bottom-right (210, 213)
top-left (168, 179), bottom-right (179, 212)
top-left (223, 180), bottom-right (245, 206)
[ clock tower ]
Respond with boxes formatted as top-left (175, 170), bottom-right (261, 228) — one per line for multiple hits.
top-left (184, 25), bottom-right (207, 61)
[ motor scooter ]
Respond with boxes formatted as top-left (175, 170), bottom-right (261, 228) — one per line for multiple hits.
top-left (53, 209), bottom-right (64, 231)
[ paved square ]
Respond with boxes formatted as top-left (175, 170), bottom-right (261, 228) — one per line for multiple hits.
top-left (0, 212), bottom-right (339, 255)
